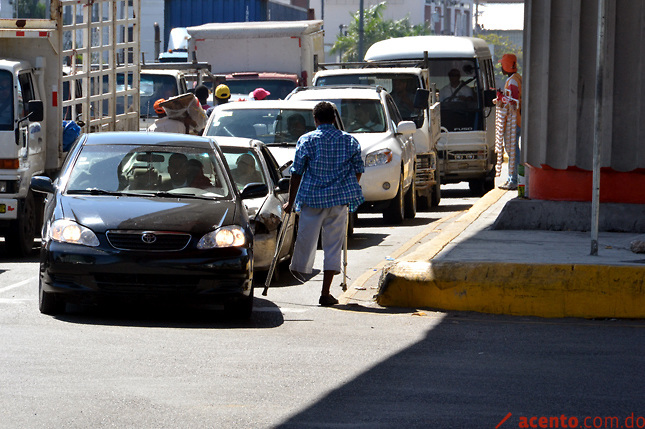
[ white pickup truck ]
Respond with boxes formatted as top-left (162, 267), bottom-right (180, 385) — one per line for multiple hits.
top-left (314, 63), bottom-right (442, 208)
top-left (0, 0), bottom-right (140, 256)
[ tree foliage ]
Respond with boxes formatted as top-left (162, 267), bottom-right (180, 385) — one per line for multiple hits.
top-left (15, 0), bottom-right (47, 18)
top-left (476, 33), bottom-right (523, 86)
top-left (330, 2), bottom-right (431, 62)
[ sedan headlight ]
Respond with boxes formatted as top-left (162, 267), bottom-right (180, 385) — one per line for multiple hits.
top-left (197, 225), bottom-right (247, 249)
top-left (365, 149), bottom-right (393, 167)
top-left (50, 219), bottom-right (99, 247)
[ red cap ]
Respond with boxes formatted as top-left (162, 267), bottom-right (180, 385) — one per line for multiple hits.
top-left (251, 88), bottom-right (270, 100)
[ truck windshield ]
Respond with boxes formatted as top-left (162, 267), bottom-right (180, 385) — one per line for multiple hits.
top-left (205, 108), bottom-right (316, 144)
top-left (429, 59), bottom-right (483, 132)
top-left (225, 80), bottom-right (297, 101)
top-left (316, 74), bottom-right (421, 123)
top-left (139, 74), bottom-right (180, 118)
top-left (0, 71), bottom-right (14, 130)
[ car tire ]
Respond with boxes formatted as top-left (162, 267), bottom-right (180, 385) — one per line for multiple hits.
top-left (5, 191), bottom-right (36, 257)
top-left (404, 175), bottom-right (416, 219)
top-left (39, 277), bottom-right (65, 315)
top-left (225, 287), bottom-right (254, 320)
top-left (383, 171), bottom-right (405, 225)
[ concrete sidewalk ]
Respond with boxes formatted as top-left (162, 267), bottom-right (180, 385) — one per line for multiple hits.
top-left (341, 188), bottom-right (645, 318)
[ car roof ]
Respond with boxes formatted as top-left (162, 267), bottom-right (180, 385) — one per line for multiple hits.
top-left (213, 99), bottom-right (324, 111)
top-left (287, 85), bottom-right (385, 101)
top-left (82, 132), bottom-right (216, 150)
top-left (365, 36), bottom-right (491, 61)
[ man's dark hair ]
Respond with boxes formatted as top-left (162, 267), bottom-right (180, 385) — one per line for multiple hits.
top-left (313, 101), bottom-right (335, 124)
top-left (195, 85), bottom-right (209, 104)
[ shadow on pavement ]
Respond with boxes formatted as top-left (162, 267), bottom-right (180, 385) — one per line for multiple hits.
top-left (53, 296), bottom-right (284, 329)
top-left (275, 312), bottom-right (645, 427)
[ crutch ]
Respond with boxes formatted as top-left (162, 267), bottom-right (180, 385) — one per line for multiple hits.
top-left (262, 211), bottom-right (293, 296)
top-left (339, 208), bottom-right (350, 291)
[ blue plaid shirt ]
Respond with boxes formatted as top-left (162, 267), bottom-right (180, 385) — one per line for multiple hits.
top-left (290, 123), bottom-right (365, 212)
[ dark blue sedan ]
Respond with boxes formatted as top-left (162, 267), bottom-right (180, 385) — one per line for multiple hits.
top-left (31, 132), bottom-right (268, 319)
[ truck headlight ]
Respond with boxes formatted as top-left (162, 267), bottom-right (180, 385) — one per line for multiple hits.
top-left (197, 226), bottom-right (246, 249)
top-left (365, 149), bottom-right (393, 167)
top-left (50, 219), bottom-right (99, 247)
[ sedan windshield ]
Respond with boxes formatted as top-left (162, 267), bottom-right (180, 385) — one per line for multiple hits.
top-left (66, 144), bottom-right (231, 198)
top-left (205, 108), bottom-right (316, 145)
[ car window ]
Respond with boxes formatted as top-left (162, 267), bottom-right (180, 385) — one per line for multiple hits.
top-left (66, 144), bottom-right (230, 198)
top-left (205, 108), bottom-right (316, 145)
top-left (306, 98), bottom-right (385, 133)
top-left (219, 147), bottom-right (267, 192)
top-left (316, 74), bottom-right (421, 122)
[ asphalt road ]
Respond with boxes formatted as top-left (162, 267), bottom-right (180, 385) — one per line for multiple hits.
top-left (1, 183), bottom-right (644, 429)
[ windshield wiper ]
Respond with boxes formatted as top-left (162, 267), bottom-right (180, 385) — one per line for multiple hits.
top-left (151, 191), bottom-right (213, 200)
top-left (67, 188), bottom-right (124, 196)
top-left (264, 141), bottom-right (297, 146)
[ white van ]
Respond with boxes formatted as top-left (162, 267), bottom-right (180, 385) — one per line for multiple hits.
top-left (365, 36), bottom-right (497, 194)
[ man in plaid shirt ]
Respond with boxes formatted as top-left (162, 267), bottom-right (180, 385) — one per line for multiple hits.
top-left (283, 101), bottom-right (365, 306)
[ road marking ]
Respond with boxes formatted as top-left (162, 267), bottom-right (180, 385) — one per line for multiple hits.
top-left (0, 276), bottom-right (37, 294)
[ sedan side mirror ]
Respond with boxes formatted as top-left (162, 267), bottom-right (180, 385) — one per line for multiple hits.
top-left (31, 176), bottom-right (55, 194)
top-left (240, 182), bottom-right (268, 199)
top-left (276, 177), bottom-right (290, 193)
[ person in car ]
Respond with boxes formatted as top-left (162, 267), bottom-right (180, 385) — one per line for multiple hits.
top-left (231, 153), bottom-right (263, 190)
top-left (283, 101), bottom-right (364, 307)
top-left (287, 113), bottom-right (307, 141)
top-left (439, 68), bottom-right (475, 102)
top-left (349, 103), bottom-right (379, 132)
top-left (163, 153), bottom-right (190, 189)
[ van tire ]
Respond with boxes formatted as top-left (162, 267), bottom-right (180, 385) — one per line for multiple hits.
top-left (383, 171), bottom-right (405, 224)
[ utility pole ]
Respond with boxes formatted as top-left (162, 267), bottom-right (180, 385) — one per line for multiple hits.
top-left (358, 0), bottom-right (364, 61)
top-left (591, 0), bottom-right (607, 256)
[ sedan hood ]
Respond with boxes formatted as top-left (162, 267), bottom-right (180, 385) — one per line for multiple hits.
top-left (61, 195), bottom-right (239, 234)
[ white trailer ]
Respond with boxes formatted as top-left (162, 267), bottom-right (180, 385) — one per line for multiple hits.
top-left (0, 0), bottom-right (140, 256)
top-left (187, 20), bottom-right (324, 96)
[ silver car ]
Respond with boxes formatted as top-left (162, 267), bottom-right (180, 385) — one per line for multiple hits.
top-left (215, 136), bottom-right (296, 272)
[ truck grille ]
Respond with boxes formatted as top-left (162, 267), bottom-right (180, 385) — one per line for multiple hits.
top-left (106, 230), bottom-right (191, 251)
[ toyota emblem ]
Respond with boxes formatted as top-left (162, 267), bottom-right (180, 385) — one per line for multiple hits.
top-left (141, 232), bottom-right (157, 244)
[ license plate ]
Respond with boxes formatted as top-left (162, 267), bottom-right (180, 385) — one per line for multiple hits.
top-left (0, 204), bottom-right (5, 214)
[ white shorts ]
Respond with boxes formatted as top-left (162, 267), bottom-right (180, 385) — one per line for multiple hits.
top-left (289, 204), bottom-right (348, 274)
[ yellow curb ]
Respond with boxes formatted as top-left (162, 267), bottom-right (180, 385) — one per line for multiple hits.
top-left (338, 209), bottom-right (464, 305)
top-left (377, 261), bottom-right (645, 319)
